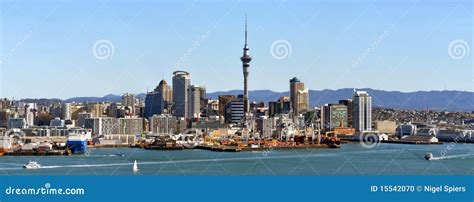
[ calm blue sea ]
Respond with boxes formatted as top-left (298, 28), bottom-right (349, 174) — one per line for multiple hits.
top-left (0, 143), bottom-right (472, 175)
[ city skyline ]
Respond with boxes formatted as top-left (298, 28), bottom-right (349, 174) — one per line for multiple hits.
top-left (1, 0), bottom-right (472, 99)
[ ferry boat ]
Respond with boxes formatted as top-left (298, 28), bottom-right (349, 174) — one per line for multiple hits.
top-left (66, 134), bottom-right (88, 154)
top-left (23, 161), bottom-right (42, 169)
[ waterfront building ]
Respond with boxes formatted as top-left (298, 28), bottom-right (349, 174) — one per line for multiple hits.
top-left (172, 71), bottom-right (191, 118)
top-left (396, 123), bottom-right (417, 137)
top-left (375, 121), bottom-right (397, 135)
top-left (118, 118), bottom-right (143, 135)
top-left (84, 117), bottom-right (118, 135)
top-left (289, 77), bottom-right (309, 116)
top-left (321, 104), bottom-right (348, 130)
top-left (339, 99), bottom-right (353, 127)
top-left (352, 91), bottom-right (372, 132)
top-left (149, 114), bottom-right (176, 134)
top-left (8, 118), bottom-right (26, 129)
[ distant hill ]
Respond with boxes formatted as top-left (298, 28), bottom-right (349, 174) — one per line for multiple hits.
top-left (208, 88), bottom-right (473, 112)
top-left (23, 89), bottom-right (473, 112)
top-left (64, 94), bottom-right (123, 103)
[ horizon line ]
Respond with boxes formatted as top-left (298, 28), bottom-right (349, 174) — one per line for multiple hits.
top-left (6, 87), bottom-right (473, 100)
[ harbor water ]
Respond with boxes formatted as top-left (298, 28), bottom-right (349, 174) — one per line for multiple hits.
top-left (0, 143), bottom-right (473, 175)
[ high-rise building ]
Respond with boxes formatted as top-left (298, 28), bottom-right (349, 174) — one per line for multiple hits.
top-left (144, 91), bottom-right (163, 118)
top-left (172, 71), bottom-right (191, 118)
top-left (240, 16), bottom-right (252, 114)
top-left (225, 95), bottom-right (245, 124)
top-left (77, 112), bottom-right (92, 128)
top-left (122, 93), bottom-right (136, 106)
top-left (50, 103), bottom-right (62, 119)
top-left (321, 104), bottom-right (348, 130)
top-left (144, 79), bottom-right (174, 118)
top-left (289, 77), bottom-right (309, 116)
top-left (256, 116), bottom-right (273, 139)
top-left (339, 99), bottom-right (353, 127)
top-left (218, 95), bottom-right (236, 117)
top-left (155, 80), bottom-right (173, 114)
top-left (352, 91), bottom-right (372, 132)
top-left (86, 103), bottom-right (107, 118)
top-left (188, 85), bottom-right (204, 118)
top-left (18, 102), bottom-right (36, 127)
top-left (278, 96), bottom-right (292, 114)
top-left (61, 103), bottom-right (71, 120)
top-left (122, 93), bottom-right (137, 116)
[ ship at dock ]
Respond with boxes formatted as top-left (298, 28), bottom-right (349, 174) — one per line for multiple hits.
top-left (66, 134), bottom-right (88, 154)
top-left (0, 136), bottom-right (13, 156)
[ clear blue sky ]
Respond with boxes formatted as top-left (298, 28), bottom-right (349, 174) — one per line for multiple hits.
top-left (1, 0), bottom-right (472, 99)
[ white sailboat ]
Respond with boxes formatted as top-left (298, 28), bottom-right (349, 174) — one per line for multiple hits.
top-left (133, 160), bottom-right (139, 172)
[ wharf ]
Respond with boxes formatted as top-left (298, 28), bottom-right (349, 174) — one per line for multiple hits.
top-left (4, 150), bottom-right (70, 156)
top-left (241, 144), bottom-right (339, 151)
top-left (196, 145), bottom-right (242, 152)
top-left (197, 144), bottom-right (340, 152)
top-left (381, 140), bottom-right (443, 145)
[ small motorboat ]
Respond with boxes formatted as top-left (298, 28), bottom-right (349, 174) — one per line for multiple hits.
top-left (424, 153), bottom-right (433, 160)
top-left (23, 161), bottom-right (42, 169)
top-left (132, 160), bottom-right (139, 172)
top-left (114, 153), bottom-right (125, 157)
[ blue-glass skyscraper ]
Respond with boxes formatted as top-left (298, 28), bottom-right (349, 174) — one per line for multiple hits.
top-left (144, 91), bottom-right (163, 118)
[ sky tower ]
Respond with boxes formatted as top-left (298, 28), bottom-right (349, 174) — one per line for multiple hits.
top-left (240, 15), bottom-right (252, 114)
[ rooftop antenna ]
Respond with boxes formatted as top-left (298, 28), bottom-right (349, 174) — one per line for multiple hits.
top-left (244, 14), bottom-right (248, 47)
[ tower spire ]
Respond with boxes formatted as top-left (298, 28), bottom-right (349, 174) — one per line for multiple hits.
top-left (244, 14), bottom-right (248, 47)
